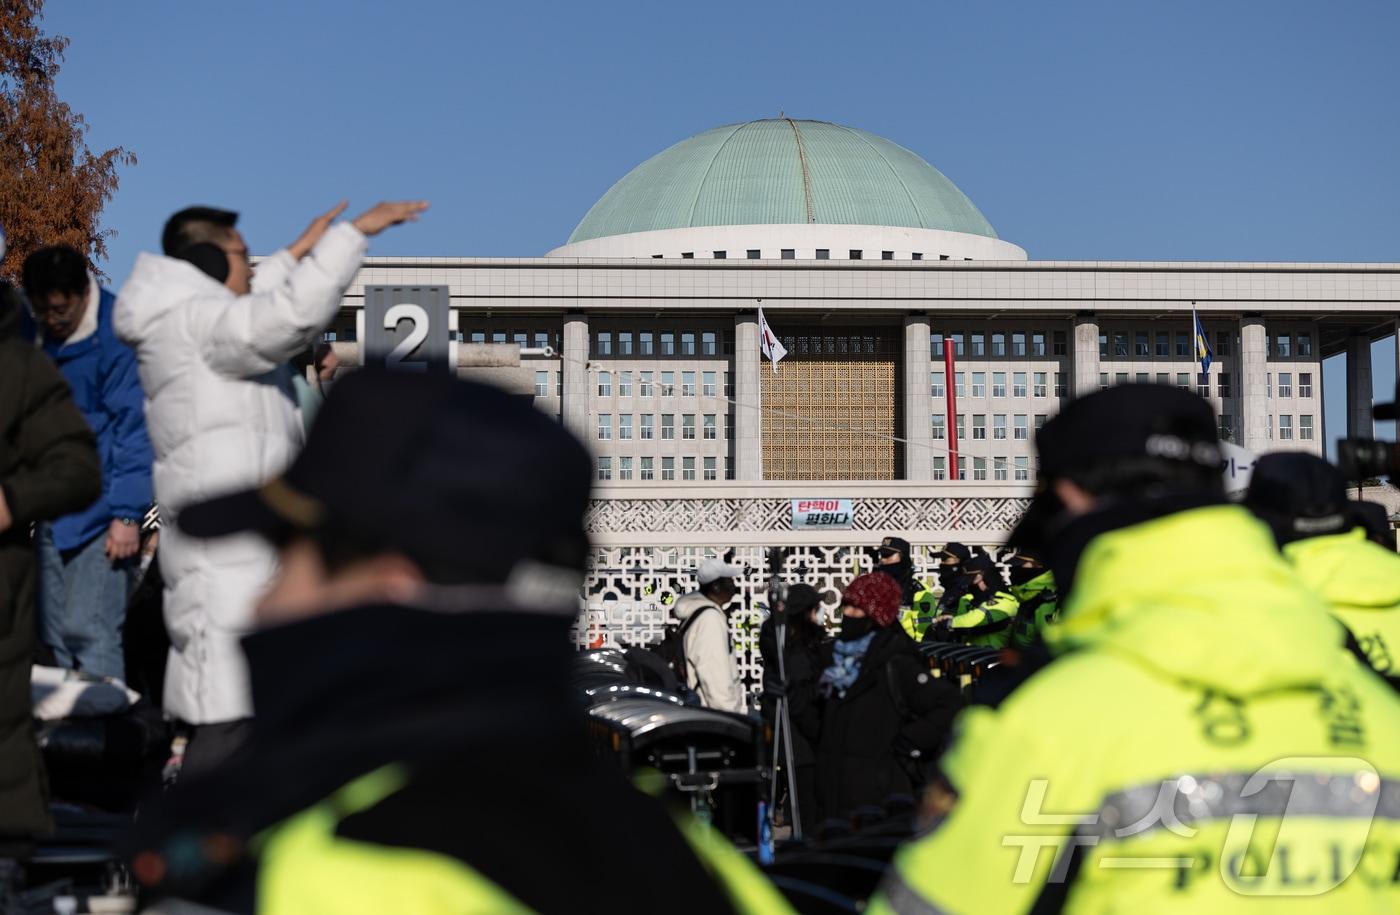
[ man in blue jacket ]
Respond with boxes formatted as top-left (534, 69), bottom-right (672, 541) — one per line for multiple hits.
top-left (23, 245), bottom-right (154, 682)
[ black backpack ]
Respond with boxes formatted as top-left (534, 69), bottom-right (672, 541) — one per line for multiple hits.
top-left (622, 608), bottom-right (714, 704)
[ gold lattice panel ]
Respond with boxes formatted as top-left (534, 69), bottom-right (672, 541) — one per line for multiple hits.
top-left (762, 330), bottom-right (899, 480)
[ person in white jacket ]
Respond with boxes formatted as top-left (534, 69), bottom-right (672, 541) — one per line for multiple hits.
top-left (114, 199), bottom-right (427, 772)
top-left (672, 557), bottom-right (748, 714)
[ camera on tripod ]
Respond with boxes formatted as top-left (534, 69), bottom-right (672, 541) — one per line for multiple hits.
top-left (1337, 383), bottom-right (1399, 482)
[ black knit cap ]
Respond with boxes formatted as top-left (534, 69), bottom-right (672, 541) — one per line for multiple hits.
top-left (1009, 384), bottom-right (1221, 549)
top-left (1244, 452), bottom-right (1351, 545)
top-left (179, 367), bottom-right (593, 582)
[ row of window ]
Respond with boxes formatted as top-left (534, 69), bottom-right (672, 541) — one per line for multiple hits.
top-left (597, 414), bottom-right (726, 441)
top-left (465, 330), bottom-right (559, 349)
top-left (668, 250), bottom-right (958, 261)
top-left (932, 455), bottom-right (1034, 482)
top-left (594, 331), bottom-right (727, 357)
top-left (1097, 330), bottom-right (1314, 360)
top-left (932, 414), bottom-right (1049, 441)
top-left (1215, 414), bottom-right (1317, 442)
top-left (1096, 371), bottom-right (1314, 399)
top-left (1269, 414), bottom-right (1315, 441)
top-left (594, 370), bottom-right (729, 398)
top-left (597, 456), bottom-right (726, 481)
top-left (928, 412), bottom-right (1317, 477)
top-left (934, 372), bottom-right (1063, 399)
top-left (933, 331), bottom-right (1066, 359)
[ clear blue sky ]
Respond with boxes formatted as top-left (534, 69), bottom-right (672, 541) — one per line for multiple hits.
top-left (44, 0), bottom-right (1397, 444)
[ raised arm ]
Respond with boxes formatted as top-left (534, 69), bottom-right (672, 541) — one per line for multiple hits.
top-left (198, 201), bottom-right (428, 378)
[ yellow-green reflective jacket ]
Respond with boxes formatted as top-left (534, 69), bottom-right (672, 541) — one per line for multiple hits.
top-left (1008, 570), bottom-right (1059, 648)
top-left (900, 585), bottom-right (940, 641)
top-left (255, 767), bottom-right (794, 915)
top-left (1286, 527), bottom-right (1400, 678)
top-left (949, 591), bottom-right (1021, 649)
top-left (870, 505), bottom-right (1400, 915)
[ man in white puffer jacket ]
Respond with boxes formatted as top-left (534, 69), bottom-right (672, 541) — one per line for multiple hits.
top-left (115, 199), bottom-right (427, 771)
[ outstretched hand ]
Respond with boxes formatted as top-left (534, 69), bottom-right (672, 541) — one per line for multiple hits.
top-left (288, 201), bottom-right (349, 260)
top-left (352, 200), bottom-right (430, 237)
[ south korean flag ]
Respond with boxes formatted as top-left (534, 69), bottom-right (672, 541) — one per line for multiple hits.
top-left (758, 307), bottom-right (788, 374)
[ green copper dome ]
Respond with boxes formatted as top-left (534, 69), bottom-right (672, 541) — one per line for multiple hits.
top-left (567, 118), bottom-right (998, 244)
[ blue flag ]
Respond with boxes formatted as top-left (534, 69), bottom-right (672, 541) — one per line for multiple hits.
top-left (1192, 306), bottom-right (1213, 376)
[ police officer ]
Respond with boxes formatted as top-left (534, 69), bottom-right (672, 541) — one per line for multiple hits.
top-left (924, 553), bottom-right (1020, 649)
top-left (932, 542), bottom-right (975, 615)
top-left (1245, 451), bottom-right (1400, 684)
top-left (1005, 548), bottom-right (1058, 648)
top-left (870, 385), bottom-right (1400, 913)
top-left (126, 369), bottom-right (792, 914)
top-left (876, 536), bottom-right (920, 606)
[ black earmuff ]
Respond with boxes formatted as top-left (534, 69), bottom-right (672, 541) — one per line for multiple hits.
top-left (177, 242), bottom-right (230, 283)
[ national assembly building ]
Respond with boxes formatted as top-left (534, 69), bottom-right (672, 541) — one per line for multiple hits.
top-left (325, 118), bottom-right (1398, 664)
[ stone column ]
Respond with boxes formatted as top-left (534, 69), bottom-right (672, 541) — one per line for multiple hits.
top-left (562, 314), bottom-right (590, 444)
top-left (1240, 317), bottom-right (1269, 454)
top-left (1347, 334), bottom-right (1374, 439)
top-left (903, 316), bottom-right (933, 481)
top-left (1072, 314), bottom-right (1099, 397)
top-left (734, 314), bottom-right (763, 480)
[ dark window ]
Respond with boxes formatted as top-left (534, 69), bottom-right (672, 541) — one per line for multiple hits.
top-left (939, 254), bottom-right (950, 260)
top-left (781, 249), bottom-right (795, 259)
top-left (849, 250), bottom-right (862, 259)
top-left (712, 251), bottom-right (726, 259)
top-left (1176, 332), bottom-right (1190, 357)
top-left (1155, 331), bottom-right (1169, 357)
top-left (881, 251), bottom-right (894, 260)
top-left (681, 252), bottom-right (693, 259)
top-left (651, 254), bottom-right (662, 259)
top-left (1053, 331), bottom-right (1067, 356)
top-left (746, 249), bottom-right (760, 259)
top-left (912, 252), bottom-right (923, 260)
top-left (815, 249), bottom-right (829, 260)
top-left (1135, 331), bottom-right (1149, 357)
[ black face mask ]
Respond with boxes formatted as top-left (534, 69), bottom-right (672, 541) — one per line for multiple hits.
top-left (838, 616), bottom-right (875, 641)
top-left (1007, 564), bottom-right (1042, 587)
top-left (937, 565), bottom-right (960, 584)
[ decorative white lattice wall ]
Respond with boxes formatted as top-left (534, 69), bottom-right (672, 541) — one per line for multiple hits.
top-left (584, 496), bottom-right (1031, 537)
top-left (573, 542), bottom-right (999, 698)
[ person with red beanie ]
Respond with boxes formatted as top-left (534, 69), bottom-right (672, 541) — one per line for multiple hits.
top-left (804, 572), bottom-right (962, 823)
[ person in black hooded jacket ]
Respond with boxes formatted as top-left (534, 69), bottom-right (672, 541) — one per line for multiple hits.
top-left (758, 583), bottom-right (824, 830)
top-left (0, 277), bottom-right (101, 853)
top-left (804, 573), bottom-right (961, 825)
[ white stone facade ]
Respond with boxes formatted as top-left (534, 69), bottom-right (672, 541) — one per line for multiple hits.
top-left (331, 257), bottom-right (1396, 514)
